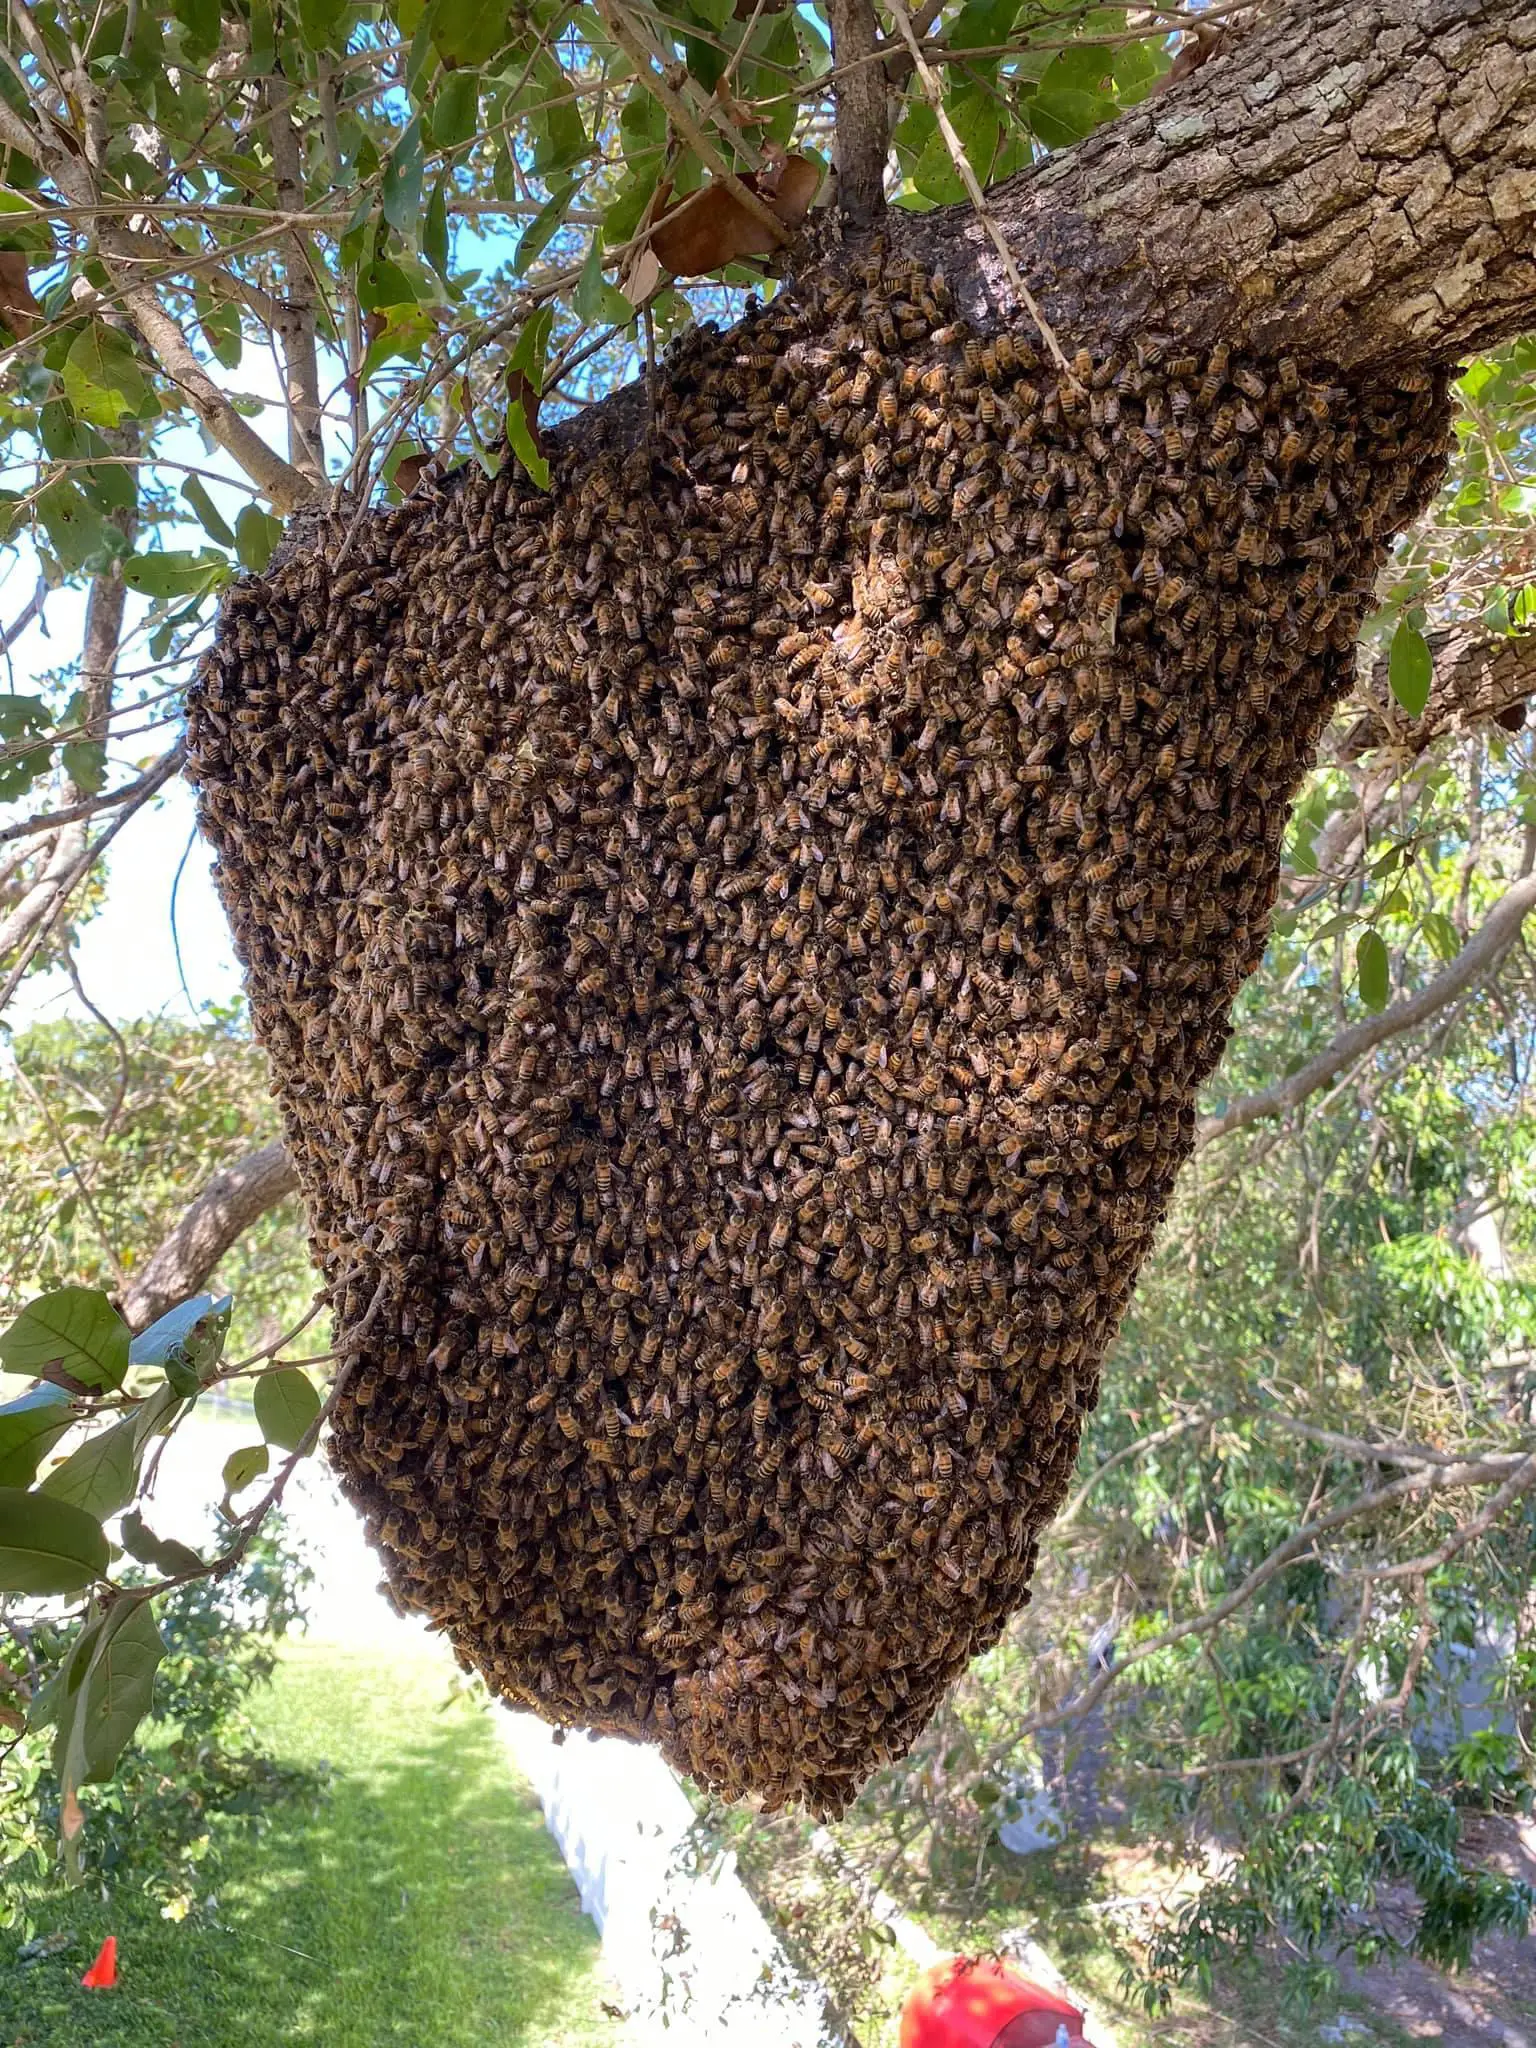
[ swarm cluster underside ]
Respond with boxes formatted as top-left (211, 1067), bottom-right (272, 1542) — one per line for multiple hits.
top-left (188, 249), bottom-right (1449, 1814)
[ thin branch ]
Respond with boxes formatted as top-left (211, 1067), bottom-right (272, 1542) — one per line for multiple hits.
top-left (1056, 1406), bottom-right (1216, 1529)
top-left (590, 0), bottom-right (790, 247)
top-left (1198, 869), bottom-right (1536, 1145)
top-left (995, 1453), bottom-right (1525, 1754)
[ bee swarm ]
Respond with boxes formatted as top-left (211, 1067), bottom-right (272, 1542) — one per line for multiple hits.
top-left (188, 250), bottom-right (1449, 1815)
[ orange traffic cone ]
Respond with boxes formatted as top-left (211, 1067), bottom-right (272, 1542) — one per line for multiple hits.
top-left (80, 1936), bottom-right (116, 1989)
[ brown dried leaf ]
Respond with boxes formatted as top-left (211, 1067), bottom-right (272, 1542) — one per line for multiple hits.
top-left (393, 451), bottom-right (431, 495)
top-left (650, 156), bottom-right (820, 278)
top-left (1153, 24), bottom-right (1226, 93)
top-left (0, 252), bottom-right (42, 339)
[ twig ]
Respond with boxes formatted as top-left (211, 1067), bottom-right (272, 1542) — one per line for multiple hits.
top-left (882, 0), bottom-right (1071, 373)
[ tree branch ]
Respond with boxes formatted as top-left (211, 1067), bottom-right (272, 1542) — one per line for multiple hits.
top-left (892, 0), bottom-right (1536, 372)
top-left (261, 72), bottom-right (326, 486)
top-left (825, 0), bottom-right (888, 227)
top-left (118, 1139), bottom-right (301, 1334)
top-left (1006, 1451), bottom-right (1525, 1751)
top-left (1340, 622), bottom-right (1536, 761)
top-left (1198, 868), bottom-right (1536, 1145)
top-left (0, 742), bottom-right (186, 849)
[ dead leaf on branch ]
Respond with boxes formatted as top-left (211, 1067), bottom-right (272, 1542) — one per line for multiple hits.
top-left (648, 152), bottom-right (821, 279)
top-left (0, 252), bottom-right (42, 339)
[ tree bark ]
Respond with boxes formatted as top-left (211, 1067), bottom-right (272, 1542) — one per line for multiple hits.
top-left (119, 1140), bottom-right (300, 1333)
top-left (825, 0), bottom-right (889, 226)
top-left (262, 75), bottom-right (327, 488)
top-left (887, 0), bottom-right (1536, 372)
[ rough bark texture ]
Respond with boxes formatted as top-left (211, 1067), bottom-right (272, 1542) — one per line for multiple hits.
top-left (891, 0), bottom-right (1536, 372)
top-left (119, 1140), bottom-right (299, 1333)
top-left (825, 0), bottom-right (890, 227)
top-left (1341, 619), bottom-right (1535, 755)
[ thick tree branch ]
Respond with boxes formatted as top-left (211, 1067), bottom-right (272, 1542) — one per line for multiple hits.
top-left (119, 1140), bottom-right (301, 1334)
top-left (1198, 866), bottom-right (1536, 1144)
top-left (891, 0), bottom-right (1536, 372)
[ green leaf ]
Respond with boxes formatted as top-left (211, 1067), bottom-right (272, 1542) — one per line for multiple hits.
top-left (0, 1287), bottom-right (129, 1392)
top-left (36, 479), bottom-right (119, 574)
top-left (129, 1293), bottom-right (232, 1383)
top-left (947, 0), bottom-right (1022, 53)
top-left (0, 692), bottom-right (49, 741)
top-left (1112, 36), bottom-right (1168, 101)
top-left (298, 0), bottom-right (349, 53)
top-left (64, 1598), bottom-right (165, 1786)
top-left (38, 1416), bottom-right (139, 1519)
top-left (358, 306), bottom-right (436, 384)
top-left (61, 738), bottom-right (106, 795)
top-left (0, 1486), bottom-right (108, 1593)
top-left (383, 117), bottom-right (424, 236)
top-left (574, 236), bottom-right (630, 329)
top-left (62, 322), bottom-right (154, 428)
top-left (422, 173), bottom-right (450, 282)
top-left (180, 475), bottom-right (234, 547)
top-left (529, 55), bottom-right (589, 175)
top-left (254, 1367), bottom-right (321, 1453)
top-left (505, 397), bottom-right (549, 490)
top-left (427, 0), bottom-right (513, 68)
top-left (1387, 621), bottom-right (1434, 718)
top-left (248, 0), bottom-right (275, 70)
top-left (30, 1612), bottom-right (99, 1733)
top-left (514, 178), bottom-right (579, 277)
top-left (1356, 929), bottom-right (1390, 1013)
top-left (172, 0), bottom-right (220, 60)
top-left (119, 1510), bottom-right (203, 1579)
top-left (431, 70), bottom-right (479, 149)
top-left (221, 1443), bottom-right (269, 1495)
top-left (913, 90), bottom-right (1003, 205)
top-left (508, 304), bottom-right (554, 392)
top-left (235, 505), bottom-right (284, 572)
top-left (1026, 84), bottom-right (1108, 150)
top-left (122, 548), bottom-right (225, 600)
top-left (1421, 911), bottom-right (1461, 963)
top-left (196, 291), bottom-right (243, 371)
top-left (0, 1386), bottom-right (72, 1488)
top-left (356, 254), bottom-right (421, 311)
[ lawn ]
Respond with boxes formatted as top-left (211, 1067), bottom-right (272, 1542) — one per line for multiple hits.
top-left (0, 1640), bottom-right (624, 2048)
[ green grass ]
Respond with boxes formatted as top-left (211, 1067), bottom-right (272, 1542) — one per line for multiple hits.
top-left (0, 1640), bottom-right (624, 2048)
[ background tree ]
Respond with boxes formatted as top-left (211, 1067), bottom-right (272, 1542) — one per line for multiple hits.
top-left (0, 0), bottom-right (1529, 2012)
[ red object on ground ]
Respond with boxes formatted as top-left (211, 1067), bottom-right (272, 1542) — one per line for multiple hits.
top-left (901, 1954), bottom-right (1093, 2048)
top-left (80, 1936), bottom-right (117, 1989)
